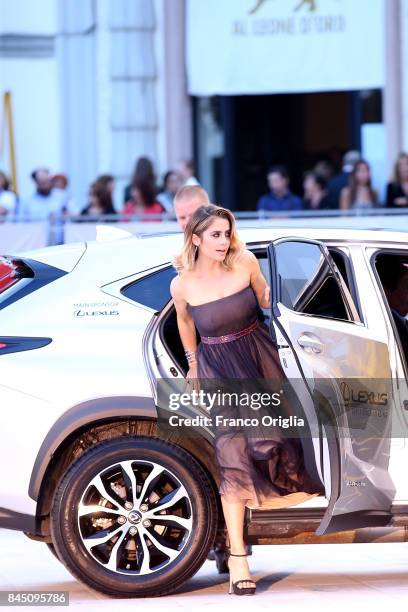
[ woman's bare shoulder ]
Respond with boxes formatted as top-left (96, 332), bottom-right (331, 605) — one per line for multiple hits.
top-left (170, 274), bottom-right (184, 300)
top-left (170, 270), bottom-right (195, 300)
top-left (238, 249), bottom-right (258, 270)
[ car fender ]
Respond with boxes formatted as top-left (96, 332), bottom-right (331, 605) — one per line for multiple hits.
top-left (29, 395), bottom-right (157, 501)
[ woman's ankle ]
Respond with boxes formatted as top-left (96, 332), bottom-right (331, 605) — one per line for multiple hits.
top-left (229, 548), bottom-right (248, 557)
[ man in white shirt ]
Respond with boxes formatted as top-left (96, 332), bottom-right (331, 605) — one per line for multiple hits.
top-left (19, 168), bottom-right (66, 221)
top-left (175, 160), bottom-right (200, 187)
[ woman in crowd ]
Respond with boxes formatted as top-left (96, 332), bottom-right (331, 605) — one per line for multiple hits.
top-left (302, 172), bottom-right (331, 210)
top-left (170, 204), bottom-right (322, 596)
top-left (157, 170), bottom-right (181, 213)
top-left (80, 182), bottom-right (116, 218)
top-left (340, 159), bottom-right (378, 210)
top-left (0, 170), bottom-right (17, 217)
top-left (386, 152), bottom-right (408, 208)
top-left (122, 176), bottom-right (165, 218)
top-left (123, 157), bottom-right (156, 205)
top-left (95, 174), bottom-right (115, 196)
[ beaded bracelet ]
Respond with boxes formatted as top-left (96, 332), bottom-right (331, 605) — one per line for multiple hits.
top-left (185, 349), bottom-right (196, 365)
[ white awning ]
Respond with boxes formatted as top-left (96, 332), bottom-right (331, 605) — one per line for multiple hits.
top-left (186, 0), bottom-right (385, 95)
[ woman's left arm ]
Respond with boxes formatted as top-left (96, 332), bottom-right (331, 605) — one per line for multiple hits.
top-left (242, 250), bottom-right (271, 308)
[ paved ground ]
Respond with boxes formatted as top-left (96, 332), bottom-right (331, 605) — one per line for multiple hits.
top-left (1, 528), bottom-right (408, 610)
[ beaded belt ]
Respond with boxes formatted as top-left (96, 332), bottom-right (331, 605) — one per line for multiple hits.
top-left (201, 320), bottom-right (259, 344)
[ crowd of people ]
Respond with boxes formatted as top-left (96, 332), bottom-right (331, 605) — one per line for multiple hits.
top-left (1, 151), bottom-right (408, 223)
top-left (256, 151), bottom-right (408, 213)
top-left (0, 158), bottom-right (201, 223)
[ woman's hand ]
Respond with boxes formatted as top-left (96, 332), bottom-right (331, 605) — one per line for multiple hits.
top-left (186, 362), bottom-right (200, 394)
top-left (186, 362), bottom-right (198, 380)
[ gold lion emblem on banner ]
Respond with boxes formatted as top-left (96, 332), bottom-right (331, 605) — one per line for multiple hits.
top-left (249, 0), bottom-right (317, 14)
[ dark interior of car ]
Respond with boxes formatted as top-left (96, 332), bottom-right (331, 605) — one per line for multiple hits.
top-left (375, 253), bottom-right (408, 367)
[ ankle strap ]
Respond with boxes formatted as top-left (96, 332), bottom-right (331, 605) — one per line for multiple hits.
top-left (229, 552), bottom-right (248, 557)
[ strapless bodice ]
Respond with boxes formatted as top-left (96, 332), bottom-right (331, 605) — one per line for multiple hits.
top-left (188, 285), bottom-right (258, 338)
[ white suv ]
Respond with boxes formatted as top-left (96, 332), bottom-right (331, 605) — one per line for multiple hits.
top-left (1, 227), bottom-right (408, 598)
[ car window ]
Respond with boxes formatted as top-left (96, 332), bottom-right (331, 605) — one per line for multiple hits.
top-left (275, 241), bottom-right (350, 322)
top-left (121, 266), bottom-right (177, 311)
top-left (374, 252), bottom-right (408, 369)
top-left (328, 247), bottom-right (362, 319)
top-left (0, 256), bottom-right (65, 311)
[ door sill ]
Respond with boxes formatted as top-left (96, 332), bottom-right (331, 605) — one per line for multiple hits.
top-left (248, 501), bottom-right (407, 525)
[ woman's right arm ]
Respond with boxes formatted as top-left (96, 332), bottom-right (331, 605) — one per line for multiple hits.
top-left (170, 276), bottom-right (198, 379)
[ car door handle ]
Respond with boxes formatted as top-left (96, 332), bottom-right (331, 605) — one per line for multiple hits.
top-left (297, 333), bottom-right (324, 354)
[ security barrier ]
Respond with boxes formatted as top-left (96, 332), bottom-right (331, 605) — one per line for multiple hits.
top-left (1, 208), bottom-right (408, 254)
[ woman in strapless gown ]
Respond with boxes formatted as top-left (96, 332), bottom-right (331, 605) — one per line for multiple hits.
top-left (171, 203), bottom-right (323, 595)
top-left (188, 283), bottom-right (321, 509)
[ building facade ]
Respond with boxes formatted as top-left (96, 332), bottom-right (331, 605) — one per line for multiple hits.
top-left (0, 0), bottom-right (407, 211)
top-left (0, 0), bottom-right (191, 209)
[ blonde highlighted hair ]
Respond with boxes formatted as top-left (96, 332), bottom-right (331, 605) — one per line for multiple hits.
top-left (173, 204), bottom-right (245, 273)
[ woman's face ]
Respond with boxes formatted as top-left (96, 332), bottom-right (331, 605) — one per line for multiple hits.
top-left (355, 163), bottom-right (370, 185)
top-left (398, 156), bottom-right (408, 181)
top-left (193, 217), bottom-right (231, 263)
top-left (303, 175), bottom-right (316, 197)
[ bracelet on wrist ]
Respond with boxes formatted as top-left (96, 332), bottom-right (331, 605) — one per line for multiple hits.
top-left (185, 348), bottom-right (196, 365)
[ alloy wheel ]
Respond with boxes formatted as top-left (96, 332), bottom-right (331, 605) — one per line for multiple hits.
top-left (77, 459), bottom-right (193, 575)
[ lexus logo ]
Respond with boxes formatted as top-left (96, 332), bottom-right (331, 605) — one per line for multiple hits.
top-left (128, 511), bottom-right (142, 524)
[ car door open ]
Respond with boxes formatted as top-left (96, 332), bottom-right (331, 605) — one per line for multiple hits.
top-left (267, 238), bottom-right (396, 535)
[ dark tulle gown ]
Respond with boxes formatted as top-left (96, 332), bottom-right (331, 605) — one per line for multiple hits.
top-left (188, 285), bottom-right (323, 507)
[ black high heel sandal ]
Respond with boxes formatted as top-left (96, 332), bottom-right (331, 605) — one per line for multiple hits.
top-left (227, 552), bottom-right (257, 595)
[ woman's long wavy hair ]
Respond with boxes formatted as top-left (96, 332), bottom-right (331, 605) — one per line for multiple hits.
top-left (173, 204), bottom-right (245, 273)
top-left (348, 159), bottom-right (378, 206)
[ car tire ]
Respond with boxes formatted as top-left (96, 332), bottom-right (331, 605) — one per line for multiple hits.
top-left (46, 542), bottom-right (59, 560)
top-left (50, 436), bottom-right (217, 598)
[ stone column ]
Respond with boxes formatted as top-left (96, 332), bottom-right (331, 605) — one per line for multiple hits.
top-left (107, 0), bottom-right (158, 205)
top-left (384, 0), bottom-right (403, 175)
top-left (155, 0), bottom-right (193, 172)
top-left (56, 0), bottom-right (97, 208)
top-left (401, 0), bottom-right (408, 150)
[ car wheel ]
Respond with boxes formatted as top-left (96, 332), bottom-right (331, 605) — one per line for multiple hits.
top-left (50, 436), bottom-right (217, 598)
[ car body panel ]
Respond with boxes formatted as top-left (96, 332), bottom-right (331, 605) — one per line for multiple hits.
top-left (0, 270), bottom-right (153, 514)
top-left (268, 238), bottom-right (397, 534)
top-left (17, 242), bottom-right (87, 273)
top-left (28, 395), bottom-right (157, 501)
top-left (1, 227), bottom-right (408, 529)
